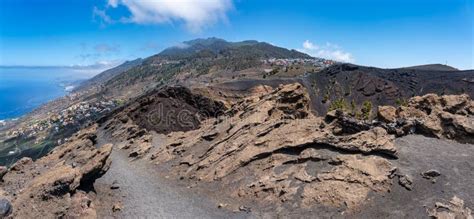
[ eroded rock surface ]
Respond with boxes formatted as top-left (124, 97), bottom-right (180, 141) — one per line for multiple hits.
top-left (100, 82), bottom-right (473, 216)
top-left (377, 94), bottom-right (474, 143)
top-left (132, 83), bottom-right (399, 211)
top-left (427, 196), bottom-right (473, 219)
top-left (0, 125), bottom-right (112, 218)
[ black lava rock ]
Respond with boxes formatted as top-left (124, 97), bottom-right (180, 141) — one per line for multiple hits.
top-left (0, 198), bottom-right (12, 217)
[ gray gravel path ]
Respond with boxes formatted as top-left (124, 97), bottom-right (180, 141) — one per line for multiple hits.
top-left (353, 134), bottom-right (474, 218)
top-left (94, 148), bottom-right (247, 218)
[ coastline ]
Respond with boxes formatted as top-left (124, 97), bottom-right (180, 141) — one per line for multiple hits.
top-left (0, 66), bottom-right (95, 121)
top-left (0, 80), bottom-right (83, 121)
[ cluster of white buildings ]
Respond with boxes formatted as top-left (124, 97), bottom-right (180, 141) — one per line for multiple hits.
top-left (262, 58), bottom-right (336, 68)
top-left (7, 100), bottom-right (119, 139)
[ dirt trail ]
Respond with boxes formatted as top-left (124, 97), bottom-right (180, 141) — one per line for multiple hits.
top-left (93, 140), bottom-right (247, 218)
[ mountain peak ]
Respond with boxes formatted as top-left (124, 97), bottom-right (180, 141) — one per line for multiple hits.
top-left (156, 37), bottom-right (312, 60)
top-left (183, 37), bottom-right (228, 46)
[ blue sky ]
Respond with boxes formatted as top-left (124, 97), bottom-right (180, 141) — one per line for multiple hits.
top-left (0, 0), bottom-right (472, 69)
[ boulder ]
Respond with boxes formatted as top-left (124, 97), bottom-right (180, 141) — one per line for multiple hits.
top-left (378, 105), bottom-right (397, 123)
top-left (1, 125), bottom-right (113, 218)
top-left (398, 174), bottom-right (413, 191)
top-left (0, 198), bottom-right (12, 218)
top-left (421, 169), bottom-right (441, 179)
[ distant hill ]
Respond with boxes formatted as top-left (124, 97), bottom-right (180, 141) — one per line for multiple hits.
top-left (102, 38), bottom-right (314, 97)
top-left (402, 64), bottom-right (459, 71)
top-left (154, 37), bottom-right (312, 60)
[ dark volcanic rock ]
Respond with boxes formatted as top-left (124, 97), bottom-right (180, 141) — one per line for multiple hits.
top-left (304, 64), bottom-right (474, 115)
top-left (110, 180), bottom-right (120, 190)
top-left (124, 86), bottom-right (226, 134)
top-left (421, 169), bottom-right (441, 179)
top-left (0, 198), bottom-right (12, 218)
top-left (0, 166), bottom-right (7, 180)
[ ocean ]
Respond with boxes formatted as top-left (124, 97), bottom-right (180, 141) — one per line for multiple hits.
top-left (0, 66), bottom-right (97, 120)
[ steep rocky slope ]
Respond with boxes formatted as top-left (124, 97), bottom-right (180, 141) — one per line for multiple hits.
top-left (1, 81), bottom-right (472, 218)
top-left (0, 125), bottom-right (112, 218)
top-left (97, 82), bottom-right (473, 217)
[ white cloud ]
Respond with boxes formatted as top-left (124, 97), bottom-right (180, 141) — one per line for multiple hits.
top-left (100, 0), bottom-right (233, 33)
top-left (108, 0), bottom-right (119, 7)
top-left (174, 42), bottom-right (190, 49)
top-left (303, 40), bottom-right (318, 50)
top-left (299, 40), bottom-right (355, 63)
top-left (71, 60), bottom-right (124, 77)
top-left (71, 60), bottom-right (121, 69)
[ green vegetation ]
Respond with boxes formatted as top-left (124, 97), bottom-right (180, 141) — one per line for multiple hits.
top-left (328, 98), bottom-right (349, 111)
top-left (361, 100), bottom-right (372, 120)
top-left (114, 99), bottom-right (126, 106)
top-left (158, 38), bottom-right (311, 61)
top-left (395, 98), bottom-right (408, 107)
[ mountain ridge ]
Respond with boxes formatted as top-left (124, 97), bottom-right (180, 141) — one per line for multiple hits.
top-left (154, 37), bottom-right (313, 60)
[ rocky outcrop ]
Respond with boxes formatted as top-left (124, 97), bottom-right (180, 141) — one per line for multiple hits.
top-left (378, 105), bottom-right (397, 123)
top-left (100, 82), bottom-right (472, 214)
top-left (427, 196), bottom-right (473, 219)
top-left (377, 94), bottom-right (474, 143)
top-left (0, 125), bottom-right (112, 218)
top-left (103, 119), bottom-right (153, 159)
top-left (301, 155), bottom-right (394, 209)
top-left (145, 83), bottom-right (397, 211)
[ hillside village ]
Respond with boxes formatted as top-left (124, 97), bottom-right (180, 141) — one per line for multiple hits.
top-left (262, 57), bottom-right (336, 68)
top-left (5, 99), bottom-right (119, 144)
